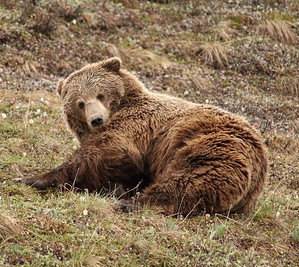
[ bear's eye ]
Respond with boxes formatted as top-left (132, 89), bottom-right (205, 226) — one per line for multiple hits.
top-left (97, 94), bottom-right (105, 101)
top-left (77, 101), bottom-right (85, 109)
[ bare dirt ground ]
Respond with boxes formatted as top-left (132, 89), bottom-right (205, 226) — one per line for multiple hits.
top-left (0, 0), bottom-right (298, 266)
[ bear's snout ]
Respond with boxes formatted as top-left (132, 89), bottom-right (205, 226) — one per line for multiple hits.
top-left (91, 116), bottom-right (103, 127)
top-left (85, 100), bottom-right (109, 129)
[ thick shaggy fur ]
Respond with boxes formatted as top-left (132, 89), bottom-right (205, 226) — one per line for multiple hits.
top-left (23, 57), bottom-right (268, 216)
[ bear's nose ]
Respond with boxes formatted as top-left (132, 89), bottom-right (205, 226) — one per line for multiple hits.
top-left (91, 116), bottom-right (103, 127)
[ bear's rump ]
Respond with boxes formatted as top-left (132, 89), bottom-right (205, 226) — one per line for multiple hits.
top-left (141, 131), bottom-right (257, 215)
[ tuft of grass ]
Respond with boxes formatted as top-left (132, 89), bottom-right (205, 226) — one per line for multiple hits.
top-left (211, 20), bottom-right (238, 41)
top-left (197, 41), bottom-right (229, 69)
top-left (257, 19), bottom-right (297, 44)
top-left (0, 212), bottom-right (21, 240)
top-left (209, 223), bottom-right (226, 240)
top-left (190, 74), bottom-right (213, 92)
top-left (29, 9), bottom-right (55, 37)
top-left (39, 0), bottom-right (83, 22)
top-left (67, 244), bottom-right (102, 267)
top-left (16, 0), bottom-right (83, 37)
top-left (125, 48), bottom-right (173, 70)
top-left (18, 60), bottom-right (39, 76)
top-left (268, 11), bottom-right (295, 22)
top-left (277, 76), bottom-right (299, 97)
top-left (290, 227), bottom-right (299, 245)
top-left (228, 14), bottom-right (254, 26)
top-left (250, 201), bottom-right (275, 221)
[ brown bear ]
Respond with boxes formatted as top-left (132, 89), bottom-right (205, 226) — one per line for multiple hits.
top-left (23, 57), bottom-right (268, 216)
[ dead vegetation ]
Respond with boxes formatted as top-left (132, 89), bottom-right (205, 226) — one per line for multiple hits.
top-left (125, 48), bottom-right (174, 70)
top-left (197, 41), bottom-right (229, 69)
top-left (277, 76), bottom-right (299, 97)
top-left (210, 20), bottom-right (238, 41)
top-left (190, 74), bottom-right (214, 92)
top-left (257, 19), bottom-right (297, 44)
top-left (0, 213), bottom-right (21, 240)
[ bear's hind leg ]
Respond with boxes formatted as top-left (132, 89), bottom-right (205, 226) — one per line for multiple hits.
top-left (137, 134), bottom-right (257, 217)
top-left (136, 173), bottom-right (208, 217)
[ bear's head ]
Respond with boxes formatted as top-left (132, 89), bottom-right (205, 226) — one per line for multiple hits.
top-left (57, 57), bottom-right (125, 142)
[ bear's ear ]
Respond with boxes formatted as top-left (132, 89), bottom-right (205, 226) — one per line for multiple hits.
top-left (101, 57), bottom-right (122, 72)
top-left (56, 79), bottom-right (64, 97)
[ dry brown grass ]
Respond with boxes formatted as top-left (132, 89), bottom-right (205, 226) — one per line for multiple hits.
top-left (190, 75), bottom-right (213, 92)
top-left (18, 60), bottom-right (39, 76)
top-left (211, 20), bottom-right (238, 41)
top-left (104, 46), bottom-right (174, 70)
top-left (125, 48), bottom-right (173, 69)
top-left (277, 76), bottom-right (299, 97)
top-left (0, 212), bottom-right (21, 240)
top-left (197, 41), bottom-right (229, 69)
top-left (257, 19), bottom-right (297, 44)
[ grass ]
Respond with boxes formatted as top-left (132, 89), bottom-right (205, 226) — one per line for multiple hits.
top-left (0, 0), bottom-right (299, 266)
top-left (0, 78), bottom-right (298, 267)
top-left (190, 75), bottom-right (213, 92)
top-left (0, 213), bottom-right (21, 241)
top-left (291, 228), bottom-right (299, 245)
top-left (197, 41), bottom-right (229, 69)
top-left (1, 181), bottom-right (296, 266)
top-left (210, 20), bottom-right (238, 41)
top-left (277, 76), bottom-right (299, 97)
top-left (125, 48), bottom-right (174, 71)
top-left (257, 19), bottom-right (297, 44)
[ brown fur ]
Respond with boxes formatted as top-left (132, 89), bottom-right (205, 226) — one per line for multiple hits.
top-left (23, 57), bottom-right (268, 216)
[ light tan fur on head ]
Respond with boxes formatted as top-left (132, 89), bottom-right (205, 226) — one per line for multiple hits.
top-left (56, 57), bottom-right (126, 142)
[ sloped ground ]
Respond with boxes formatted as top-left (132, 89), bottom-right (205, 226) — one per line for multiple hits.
top-left (0, 0), bottom-right (298, 266)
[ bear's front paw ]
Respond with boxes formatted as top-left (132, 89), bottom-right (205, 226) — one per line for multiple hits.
top-left (21, 176), bottom-right (55, 190)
